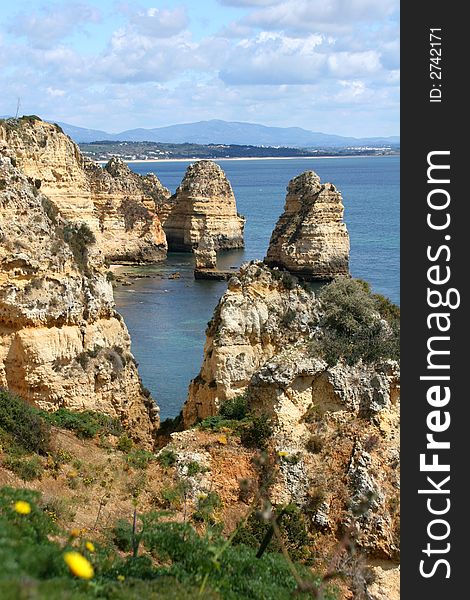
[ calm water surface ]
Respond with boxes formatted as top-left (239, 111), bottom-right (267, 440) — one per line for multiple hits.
top-left (114, 156), bottom-right (399, 419)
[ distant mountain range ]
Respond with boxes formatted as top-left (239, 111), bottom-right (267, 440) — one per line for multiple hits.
top-left (55, 119), bottom-right (399, 148)
top-left (1, 116), bottom-right (399, 147)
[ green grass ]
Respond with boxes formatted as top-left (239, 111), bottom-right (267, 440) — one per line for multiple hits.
top-left (0, 487), bottom-right (337, 600)
top-left (41, 408), bottom-right (123, 439)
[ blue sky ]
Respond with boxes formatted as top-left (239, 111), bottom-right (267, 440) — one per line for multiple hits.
top-left (0, 0), bottom-right (399, 136)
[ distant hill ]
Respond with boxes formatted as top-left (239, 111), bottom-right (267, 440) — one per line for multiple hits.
top-left (1, 115), bottom-right (398, 147)
top-left (54, 119), bottom-right (399, 148)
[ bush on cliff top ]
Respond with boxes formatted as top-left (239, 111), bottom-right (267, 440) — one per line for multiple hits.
top-left (314, 277), bottom-right (400, 366)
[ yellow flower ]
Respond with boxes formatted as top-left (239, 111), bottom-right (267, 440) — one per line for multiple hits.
top-left (14, 500), bottom-right (31, 515)
top-left (217, 435), bottom-right (228, 445)
top-left (85, 541), bottom-right (95, 553)
top-left (64, 551), bottom-right (94, 580)
top-left (117, 575), bottom-right (125, 582)
top-left (277, 451), bottom-right (289, 458)
top-left (70, 528), bottom-right (82, 538)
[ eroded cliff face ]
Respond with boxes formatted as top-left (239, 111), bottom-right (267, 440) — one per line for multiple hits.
top-left (265, 170), bottom-right (350, 280)
top-left (183, 262), bottom-right (319, 426)
top-left (0, 155), bottom-right (158, 445)
top-left (249, 350), bottom-right (400, 560)
top-left (164, 160), bottom-right (245, 251)
top-left (0, 117), bottom-right (169, 263)
top-left (182, 261), bottom-right (400, 564)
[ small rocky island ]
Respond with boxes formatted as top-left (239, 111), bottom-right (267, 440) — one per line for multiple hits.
top-left (265, 170), bottom-right (350, 280)
top-left (163, 160), bottom-right (245, 252)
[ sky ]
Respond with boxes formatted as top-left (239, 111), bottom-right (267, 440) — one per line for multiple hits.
top-left (0, 0), bottom-right (399, 137)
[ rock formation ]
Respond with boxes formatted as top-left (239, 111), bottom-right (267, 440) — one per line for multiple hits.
top-left (183, 262), bottom-right (319, 426)
top-left (265, 170), bottom-right (350, 280)
top-left (194, 234), bottom-right (217, 270)
top-left (0, 155), bottom-right (158, 445)
top-left (0, 116), bottom-right (170, 263)
top-left (163, 160), bottom-right (245, 251)
top-left (248, 349), bottom-right (400, 560)
top-left (183, 260), bottom-right (400, 568)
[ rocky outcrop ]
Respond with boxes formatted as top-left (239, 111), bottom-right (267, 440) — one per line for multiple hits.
top-left (183, 260), bottom-right (400, 562)
top-left (248, 350), bottom-right (400, 559)
top-left (194, 235), bottom-right (217, 270)
top-left (0, 155), bottom-right (158, 445)
top-left (183, 262), bottom-right (319, 426)
top-left (265, 170), bottom-right (350, 280)
top-left (164, 160), bottom-right (245, 251)
top-left (85, 157), bottom-right (170, 262)
top-left (0, 117), bottom-right (169, 263)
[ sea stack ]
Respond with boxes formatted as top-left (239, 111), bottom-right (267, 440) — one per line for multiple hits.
top-left (0, 116), bottom-right (169, 263)
top-left (0, 155), bottom-right (159, 446)
top-left (164, 160), bottom-right (245, 251)
top-left (265, 170), bottom-right (350, 280)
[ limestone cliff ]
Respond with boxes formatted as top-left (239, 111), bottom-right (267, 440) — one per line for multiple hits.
top-left (248, 350), bottom-right (400, 560)
top-left (164, 160), bottom-right (245, 251)
top-left (0, 155), bottom-right (158, 445)
top-left (183, 262), bottom-right (319, 426)
top-left (183, 260), bottom-right (400, 565)
top-left (0, 116), bottom-right (169, 263)
top-left (265, 170), bottom-right (350, 280)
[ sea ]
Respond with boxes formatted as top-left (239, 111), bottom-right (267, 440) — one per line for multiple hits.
top-left (113, 156), bottom-right (400, 420)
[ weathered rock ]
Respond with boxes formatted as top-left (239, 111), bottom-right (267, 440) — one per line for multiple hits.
top-left (194, 234), bottom-right (217, 270)
top-left (249, 348), bottom-right (400, 560)
top-left (164, 160), bottom-right (245, 251)
top-left (265, 170), bottom-right (350, 280)
top-left (0, 117), bottom-right (169, 263)
top-left (0, 155), bottom-right (158, 446)
top-left (183, 262), bottom-right (319, 426)
top-left (183, 256), bottom-right (399, 560)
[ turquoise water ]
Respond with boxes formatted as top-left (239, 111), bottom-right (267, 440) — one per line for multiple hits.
top-left (114, 156), bottom-right (399, 420)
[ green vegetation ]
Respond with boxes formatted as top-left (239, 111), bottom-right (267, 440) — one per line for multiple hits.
top-left (197, 396), bottom-right (273, 451)
top-left (2, 455), bottom-right (43, 481)
top-left (313, 277), bottom-right (400, 366)
top-left (240, 414), bottom-right (273, 450)
top-left (41, 408), bottom-right (123, 439)
top-left (192, 492), bottom-right (222, 524)
top-left (233, 504), bottom-right (313, 563)
top-left (124, 450), bottom-right (156, 470)
top-left (219, 395), bottom-right (248, 420)
top-left (0, 487), bottom-right (335, 600)
top-left (156, 448), bottom-right (177, 468)
top-left (62, 222), bottom-right (96, 270)
top-left (0, 391), bottom-right (51, 455)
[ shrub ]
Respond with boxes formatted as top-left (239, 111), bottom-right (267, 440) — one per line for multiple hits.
top-left (117, 434), bottom-right (134, 453)
top-left (62, 222), bottom-right (96, 270)
top-left (315, 277), bottom-right (400, 366)
top-left (112, 518), bottom-right (134, 552)
top-left (233, 504), bottom-right (312, 563)
top-left (125, 450), bottom-right (155, 470)
top-left (0, 391), bottom-right (51, 455)
top-left (41, 408), bottom-right (122, 439)
top-left (240, 414), bottom-right (273, 450)
top-left (192, 492), bottom-right (222, 524)
top-left (156, 448), bottom-right (177, 468)
top-left (159, 481), bottom-right (189, 510)
top-left (3, 455), bottom-right (43, 481)
top-left (219, 395), bottom-right (248, 420)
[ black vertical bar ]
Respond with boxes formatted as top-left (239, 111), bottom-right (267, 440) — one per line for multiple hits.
top-left (401, 3), bottom-right (466, 598)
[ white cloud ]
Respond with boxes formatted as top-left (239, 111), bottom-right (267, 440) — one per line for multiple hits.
top-left (127, 6), bottom-right (189, 38)
top-left (8, 2), bottom-right (101, 49)
top-left (0, 0), bottom-right (399, 136)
